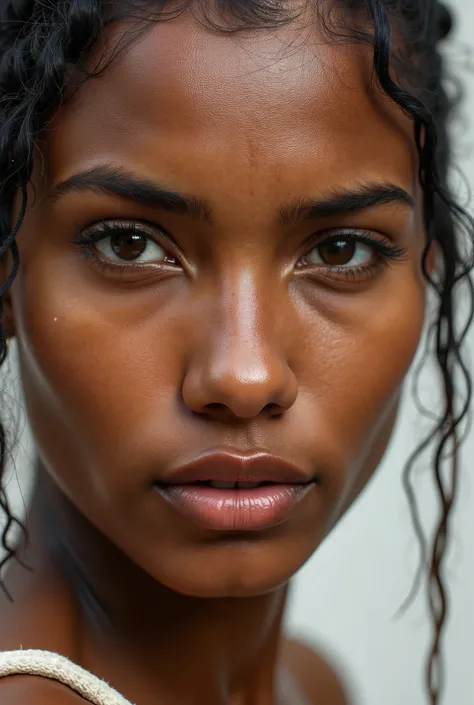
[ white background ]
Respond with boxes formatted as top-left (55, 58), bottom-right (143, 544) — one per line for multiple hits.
top-left (2, 2), bottom-right (474, 704)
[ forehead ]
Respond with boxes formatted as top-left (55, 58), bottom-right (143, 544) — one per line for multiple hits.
top-left (49, 11), bottom-right (416, 196)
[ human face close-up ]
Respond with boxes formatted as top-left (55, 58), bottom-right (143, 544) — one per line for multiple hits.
top-left (8, 11), bottom-right (427, 598)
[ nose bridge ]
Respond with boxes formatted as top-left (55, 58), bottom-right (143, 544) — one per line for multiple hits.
top-left (223, 267), bottom-right (265, 356)
top-left (182, 266), bottom-right (297, 418)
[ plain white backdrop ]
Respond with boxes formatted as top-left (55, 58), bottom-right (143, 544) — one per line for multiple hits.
top-left (1, 2), bottom-right (474, 704)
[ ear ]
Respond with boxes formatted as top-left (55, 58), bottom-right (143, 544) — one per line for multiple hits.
top-left (0, 252), bottom-right (16, 339)
top-left (424, 240), bottom-right (438, 277)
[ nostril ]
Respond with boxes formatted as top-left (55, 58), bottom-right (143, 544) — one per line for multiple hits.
top-left (202, 403), bottom-right (235, 420)
top-left (265, 403), bottom-right (283, 417)
top-left (202, 402), bottom-right (285, 419)
top-left (204, 403), bottom-right (227, 412)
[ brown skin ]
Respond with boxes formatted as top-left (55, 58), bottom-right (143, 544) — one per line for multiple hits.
top-left (0, 9), bottom-right (429, 705)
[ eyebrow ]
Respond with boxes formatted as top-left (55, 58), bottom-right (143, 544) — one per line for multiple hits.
top-left (52, 165), bottom-right (212, 222)
top-left (278, 183), bottom-right (415, 224)
top-left (52, 165), bottom-right (414, 224)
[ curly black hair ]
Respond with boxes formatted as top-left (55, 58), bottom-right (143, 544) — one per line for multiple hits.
top-left (0, 2), bottom-right (472, 704)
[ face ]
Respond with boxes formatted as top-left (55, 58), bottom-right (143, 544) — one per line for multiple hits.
top-left (6, 11), bottom-right (427, 597)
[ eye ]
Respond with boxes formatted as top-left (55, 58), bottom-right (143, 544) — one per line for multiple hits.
top-left (296, 230), bottom-right (408, 283)
top-left (73, 220), bottom-right (180, 267)
top-left (96, 229), bottom-right (174, 263)
top-left (303, 236), bottom-right (374, 268)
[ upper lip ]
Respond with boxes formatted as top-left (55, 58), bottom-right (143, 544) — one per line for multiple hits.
top-left (158, 451), bottom-right (312, 485)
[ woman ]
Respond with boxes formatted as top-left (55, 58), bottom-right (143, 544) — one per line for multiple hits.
top-left (0, 0), bottom-right (471, 703)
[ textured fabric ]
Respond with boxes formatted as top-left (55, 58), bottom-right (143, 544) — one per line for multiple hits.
top-left (0, 649), bottom-right (135, 704)
top-left (0, 649), bottom-right (310, 705)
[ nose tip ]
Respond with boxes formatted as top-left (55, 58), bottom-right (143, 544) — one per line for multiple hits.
top-left (182, 357), bottom-right (298, 421)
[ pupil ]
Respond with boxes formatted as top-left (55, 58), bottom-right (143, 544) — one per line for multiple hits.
top-left (111, 232), bottom-right (147, 260)
top-left (320, 238), bottom-right (355, 265)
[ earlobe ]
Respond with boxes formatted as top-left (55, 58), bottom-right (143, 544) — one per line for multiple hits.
top-left (0, 257), bottom-right (16, 339)
top-left (424, 240), bottom-right (438, 276)
top-left (1, 293), bottom-right (15, 339)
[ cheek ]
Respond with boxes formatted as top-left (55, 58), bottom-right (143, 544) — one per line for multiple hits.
top-left (11, 258), bottom-right (189, 500)
top-left (306, 272), bottom-right (426, 516)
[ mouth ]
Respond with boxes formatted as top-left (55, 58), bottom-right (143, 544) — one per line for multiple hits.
top-left (181, 480), bottom-right (286, 489)
top-left (153, 451), bottom-right (318, 532)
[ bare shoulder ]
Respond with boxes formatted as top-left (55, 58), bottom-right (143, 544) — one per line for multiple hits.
top-left (0, 676), bottom-right (86, 704)
top-left (282, 638), bottom-right (351, 705)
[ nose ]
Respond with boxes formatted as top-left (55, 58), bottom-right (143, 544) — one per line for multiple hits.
top-left (181, 272), bottom-right (298, 421)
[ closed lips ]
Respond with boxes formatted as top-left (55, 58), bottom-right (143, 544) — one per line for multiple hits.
top-left (198, 480), bottom-right (271, 489)
top-left (155, 450), bottom-right (314, 487)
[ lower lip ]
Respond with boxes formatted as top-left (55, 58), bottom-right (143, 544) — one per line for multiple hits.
top-left (155, 483), bottom-right (313, 531)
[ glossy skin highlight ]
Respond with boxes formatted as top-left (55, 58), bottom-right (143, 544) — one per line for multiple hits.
top-left (0, 10), bottom-right (428, 705)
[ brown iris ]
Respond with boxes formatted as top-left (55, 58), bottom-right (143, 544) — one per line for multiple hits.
top-left (318, 238), bottom-right (356, 266)
top-left (111, 232), bottom-right (147, 261)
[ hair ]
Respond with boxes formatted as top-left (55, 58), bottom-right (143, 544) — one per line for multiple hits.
top-left (0, 0), bottom-right (472, 703)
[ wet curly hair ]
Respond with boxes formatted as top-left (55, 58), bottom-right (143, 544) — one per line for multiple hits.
top-left (0, 1), bottom-right (472, 703)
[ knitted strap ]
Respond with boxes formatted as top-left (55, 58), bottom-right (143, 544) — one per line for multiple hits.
top-left (0, 650), bottom-right (134, 705)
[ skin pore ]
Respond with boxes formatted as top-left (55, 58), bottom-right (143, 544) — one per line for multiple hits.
top-left (0, 7), bottom-right (430, 705)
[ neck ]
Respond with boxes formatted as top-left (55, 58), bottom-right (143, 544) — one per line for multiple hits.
top-left (20, 469), bottom-right (289, 705)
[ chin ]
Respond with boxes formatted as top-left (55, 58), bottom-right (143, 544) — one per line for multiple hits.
top-left (156, 571), bottom-right (290, 599)
top-left (138, 529), bottom-right (321, 599)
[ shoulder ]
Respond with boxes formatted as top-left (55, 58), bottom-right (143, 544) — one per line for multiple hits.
top-left (282, 638), bottom-right (351, 705)
top-left (0, 676), bottom-right (85, 704)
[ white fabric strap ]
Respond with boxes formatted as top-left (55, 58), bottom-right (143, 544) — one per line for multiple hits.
top-left (0, 648), bottom-right (310, 705)
top-left (0, 649), bottom-right (134, 705)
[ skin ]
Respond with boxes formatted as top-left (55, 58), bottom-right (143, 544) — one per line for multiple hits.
top-left (0, 7), bottom-right (431, 705)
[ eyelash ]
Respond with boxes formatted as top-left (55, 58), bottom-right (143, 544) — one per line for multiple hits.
top-left (71, 221), bottom-right (408, 281)
top-left (71, 220), bottom-right (178, 274)
top-left (298, 229), bottom-right (408, 281)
